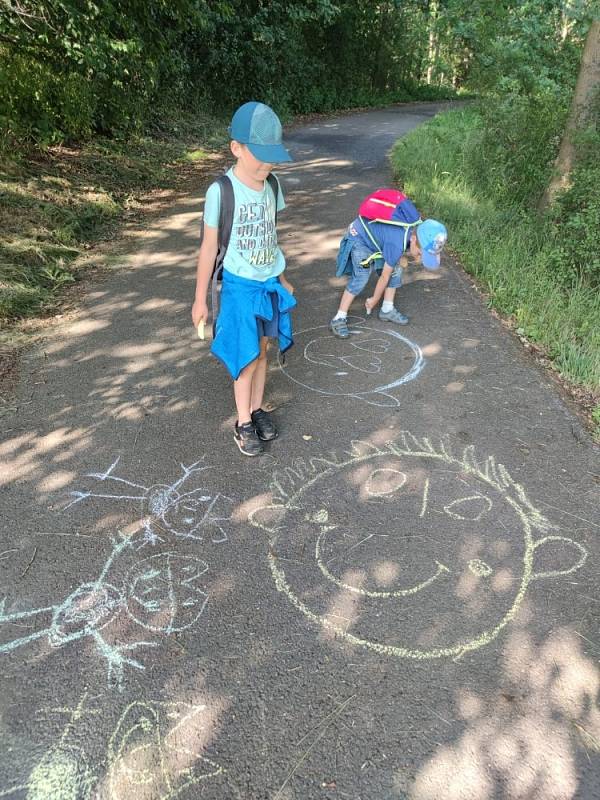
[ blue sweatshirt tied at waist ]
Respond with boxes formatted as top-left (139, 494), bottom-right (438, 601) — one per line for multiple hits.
top-left (211, 270), bottom-right (296, 380)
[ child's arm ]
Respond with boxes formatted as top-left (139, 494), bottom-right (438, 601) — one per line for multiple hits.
top-left (191, 224), bottom-right (218, 328)
top-left (278, 272), bottom-right (295, 295)
top-left (365, 263), bottom-right (393, 315)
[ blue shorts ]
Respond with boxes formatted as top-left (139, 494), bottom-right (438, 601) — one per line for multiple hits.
top-left (346, 240), bottom-right (403, 296)
top-left (257, 292), bottom-right (280, 338)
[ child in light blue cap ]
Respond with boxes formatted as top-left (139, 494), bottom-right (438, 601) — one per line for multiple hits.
top-left (330, 194), bottom-right (448, 338)
top-left (192, 101), bottom-right (296, 456)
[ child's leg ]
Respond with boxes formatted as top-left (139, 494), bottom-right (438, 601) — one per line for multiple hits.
top-left (383, 285), bottom-right (397, 303)
top-left (233, 358), bottom-right (259, 425)
top-left (379, 275), bottom-right (409, 324)
top-left (233, 337), bottom-right (270, 424)
top-left (365, 264), bottom-right (393, 314)
top-left (334, 289), bottom-right (357, 318)
top-left (250, 337), bottom-right (269, 412)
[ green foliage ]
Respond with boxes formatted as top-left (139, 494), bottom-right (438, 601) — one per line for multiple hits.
top-left (545, 130), bottom-right (600, 288)
top-left (465, 87), bottom-right (570, 205)
top-left (391, 109), bottom-right (600, 394)
top-left (0, 0), bottom-right (462, 147)
top-left (0, 115), bottom-right (227, 323)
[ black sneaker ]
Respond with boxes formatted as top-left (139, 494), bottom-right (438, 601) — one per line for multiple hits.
top-left (234, 422), bottom-right (264, 456)
top-left (251, 408), bottom-right (278, 441)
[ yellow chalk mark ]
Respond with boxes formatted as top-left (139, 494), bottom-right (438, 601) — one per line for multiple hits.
top-left (444, 494), bottom-right (492, 521)
top-left (468, 559), bottom-right (493, 577)
top-left (107, 700), bottom-right (224, 800)
top-left (364, 468), bottom-right (407, 497)
top-left (531, 535), bottom-right (588, 580)
top-left (316, 529), bottom-right (450, 597)
top-left (252, 435), bottom-right (588, 660)
top-left (269, 549), bottom-right (530, 659)
top-left (419, 478), bottom-right (430, 517)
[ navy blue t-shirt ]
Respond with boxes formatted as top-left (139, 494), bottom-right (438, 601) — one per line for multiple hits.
top-left (348, 217), bottom-right (410, 267)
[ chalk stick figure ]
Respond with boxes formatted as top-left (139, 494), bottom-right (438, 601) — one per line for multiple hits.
top-left (0, 535), bottom-right (209, 690)
top-left (65, 457), bottom-right (233, 546)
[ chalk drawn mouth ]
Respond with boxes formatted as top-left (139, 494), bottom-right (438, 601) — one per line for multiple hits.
top-left (315, 530), bottom-right (450, 598)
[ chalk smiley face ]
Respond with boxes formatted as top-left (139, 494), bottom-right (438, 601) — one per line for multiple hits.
top-left (278, 321), bottom-right (424, 407)
top-left (145, 484), bottom-right (232, 543)
top-left (250, 438), bottom-right (587, 659)
top-left (125, 553), bottom-right (209, 634)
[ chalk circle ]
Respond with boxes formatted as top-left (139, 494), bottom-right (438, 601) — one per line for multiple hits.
top-left (50, 583), bottom-right (123, 646)
top-left (278, 320), bottom-right (424, 407)
top-left (365, 468), bottom-right (407, 496)
top-left (250, 438), bottom-right (588, 660)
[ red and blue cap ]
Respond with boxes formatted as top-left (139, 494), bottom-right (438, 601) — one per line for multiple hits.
top-left (229, 101), bottom-right (292, 164)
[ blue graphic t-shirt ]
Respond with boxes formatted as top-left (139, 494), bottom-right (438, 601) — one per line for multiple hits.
top-left (203, 168), bottom-right (286, 282)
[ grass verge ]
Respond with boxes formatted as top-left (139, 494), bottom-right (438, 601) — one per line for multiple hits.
top-left (0, 112), bottom-right (228, 335)
top-left (390, 108), bottom-right (600, 438)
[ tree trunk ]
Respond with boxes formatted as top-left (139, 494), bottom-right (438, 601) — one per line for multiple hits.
top-left (426, 0), bottom-right (439, 85)
top-left (539, 19), bottom-right (600, 212)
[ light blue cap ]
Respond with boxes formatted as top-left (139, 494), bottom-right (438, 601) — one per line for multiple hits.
top-left (417, 219), bottom-right (447, 270)
top-left (229, 101), bottom-right (292, 163)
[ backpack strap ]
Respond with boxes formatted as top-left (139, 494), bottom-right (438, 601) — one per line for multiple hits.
top-left (210, 175), bottom-right (235, 336)
top-left (358, 216), bottom-right (383, 266)
top-left (266, 173), bottom-right (280, 222)
top-left (359, 215), bottom-right (422, 266)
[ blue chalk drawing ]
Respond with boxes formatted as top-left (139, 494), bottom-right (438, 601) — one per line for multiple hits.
top-left (0, 535), bottom-right (209, 690)
top-left (65, 457), bottom-right (234, 546)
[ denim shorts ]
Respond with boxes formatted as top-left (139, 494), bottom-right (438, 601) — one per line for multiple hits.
top-left (256, 291), bottom-right (280, 338)
top-left (346, 240), bottom-right (403, 296)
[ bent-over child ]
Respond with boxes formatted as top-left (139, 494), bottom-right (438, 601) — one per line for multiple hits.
top-left (192, 101), bottom-right (296, 456)
top-left (330, 190), bottom-right (447, 338)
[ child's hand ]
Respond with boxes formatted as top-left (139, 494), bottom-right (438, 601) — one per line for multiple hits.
top-left (192, 299), bottom-right (209, 328)
top-left (279, 276), bottom-right (295, 295)
top-left (365, 297), bottom-right (375, 315)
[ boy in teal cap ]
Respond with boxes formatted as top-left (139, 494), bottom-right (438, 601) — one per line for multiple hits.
top-left (192, 102), bottom-right (296, 456)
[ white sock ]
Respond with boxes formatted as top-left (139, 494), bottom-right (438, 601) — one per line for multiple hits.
top-left (381, 301), bottom-right (394, 313)
top-left (333, 310), bottom-right (347, 321)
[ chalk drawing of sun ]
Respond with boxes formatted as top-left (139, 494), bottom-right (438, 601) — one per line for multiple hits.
top-left (249, 435), bottom-right (587, 660)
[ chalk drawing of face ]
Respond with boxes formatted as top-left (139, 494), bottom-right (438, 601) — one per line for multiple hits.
top-left (278, 321), bottom-right (424, 407)
top-left (107, 700), bottom-right (224, 800)
top-left (250, 436), bottom-right (587, 660)
top-left (125, 554), bottom-right (209, 634)
top-left (145, 483), bottom-right (230, 541)
top-left (66, 458), bottom-right (233, 545)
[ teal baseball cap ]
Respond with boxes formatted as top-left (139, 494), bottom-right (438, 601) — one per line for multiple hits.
top-left (229, 101), bottom-right (292, 163)
top-left (416, 219), bottom-right (447, 270)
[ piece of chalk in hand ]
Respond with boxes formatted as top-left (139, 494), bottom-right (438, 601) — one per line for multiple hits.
top-left (197, 321), bottom-right (205, 340)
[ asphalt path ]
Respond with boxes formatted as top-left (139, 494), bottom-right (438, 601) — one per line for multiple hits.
top-left (1, 103), bottom-right (599, 800)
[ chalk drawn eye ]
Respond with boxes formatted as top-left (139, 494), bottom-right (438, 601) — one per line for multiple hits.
top-left (444, 495), bottom-right (492, 521)
top-left (468, 559), bottom-right (493, 577)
